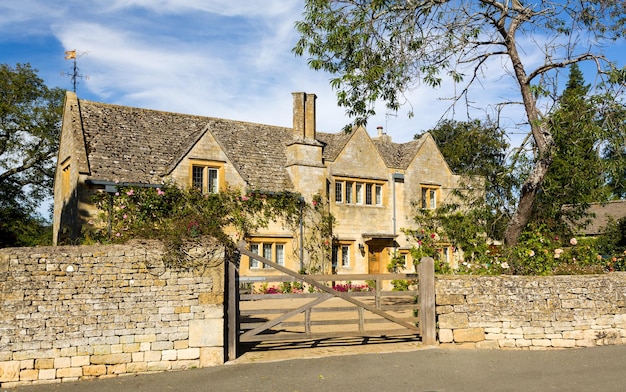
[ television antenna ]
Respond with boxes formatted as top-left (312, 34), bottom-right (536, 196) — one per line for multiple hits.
top-left (61, 50), bottom-right (89, 92)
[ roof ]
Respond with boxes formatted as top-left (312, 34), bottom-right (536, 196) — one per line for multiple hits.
top-left (574, 200), bottom-right (626, 235)
top-left (72, 96), bottom-right (438, 192)
top-left (79, 99), bottom-right (208, 184)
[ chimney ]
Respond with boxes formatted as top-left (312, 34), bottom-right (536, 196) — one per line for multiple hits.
top-left (292, 92), bottom-right (316, 139)
top-left (375, 125), bottom-right (392, 143)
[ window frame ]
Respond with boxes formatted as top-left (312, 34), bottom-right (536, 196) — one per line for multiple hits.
top-left (189, 160), bottom-right (225, 194)
top-left (248, 240), bottom-right (288, 269)
top-left (332, 241), bottom-right (353, 270)
top-left (333, 178), bottom-right (385, 206)
top-left (421, 185), bottom-right (440, 209)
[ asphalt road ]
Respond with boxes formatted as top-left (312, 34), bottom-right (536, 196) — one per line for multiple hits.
top-left (5, 345), bottom-right (626, 392)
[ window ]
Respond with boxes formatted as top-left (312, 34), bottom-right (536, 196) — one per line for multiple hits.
top-left (335, 181), bottom-right (343, 203)
top-left (341, 245), bottom-right (350, 268)
top-left (250, 244), bottom-right (260, 268)
top-left (189, 160), bottom-right (223, 194)
top-left (421, 186), bottom-right (439, 209)
top-left (263, 244), bottom-right (272, 268)
top-left (334, 179), bottom-right (384, 206)
top-left (248, 241), bottom-right (287, 269)
top-left (365, 184), bottom-right (372, 205)
top-left (61, 161), bottom-right (71, 199)
top-left (355, 183), bottom-right (363, 204)
top-left (332, 243), bottom-right (352, 269)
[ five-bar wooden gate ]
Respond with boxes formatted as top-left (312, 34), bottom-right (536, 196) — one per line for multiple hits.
top-left (226, 242), bottom-right (435, 360)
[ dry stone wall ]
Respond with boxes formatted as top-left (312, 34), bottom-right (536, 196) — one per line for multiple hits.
top-left (0, 242), bottom-right (225, 388)
top-left (436, 274), bottom-right (626, 349)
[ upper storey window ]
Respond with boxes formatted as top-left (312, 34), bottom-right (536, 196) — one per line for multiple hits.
top-left (189, 160), bottom-right (224, 194)
top-left (421, 186), bottom-right (440, 209)
top-left (334, 178), bottom-right (384, 206)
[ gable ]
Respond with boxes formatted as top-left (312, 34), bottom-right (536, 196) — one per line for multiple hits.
top-left (329, 127), bottom-right (388, 178)
top-left (405, 133), bottom-right (453, 179)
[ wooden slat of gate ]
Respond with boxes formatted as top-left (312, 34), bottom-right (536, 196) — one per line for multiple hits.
top-left (236, 242), bottom-right (420, 333)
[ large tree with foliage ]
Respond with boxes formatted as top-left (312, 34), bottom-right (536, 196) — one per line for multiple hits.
top-left (294, 0), bottom-right (626, 246)
top-left (532, 64), bottom-right (611, 234)
top-left (0, 63), bottom-right (64, 246)
top-left (418, 119), bottom-right (520, 241)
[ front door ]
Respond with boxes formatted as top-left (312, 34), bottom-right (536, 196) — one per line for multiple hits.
top-left (368, 243), bottom-right (385, 274)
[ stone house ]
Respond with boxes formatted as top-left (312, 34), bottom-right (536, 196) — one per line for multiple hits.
top-left (53, 91), bottom-right (473, 275)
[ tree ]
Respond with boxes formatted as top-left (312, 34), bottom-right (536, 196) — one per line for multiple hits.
top-left (294, 0), bottom-right (626, 246)
top-left (601, 68), bottom-right (626, 199)
top-left (0, 63), bottom-right (64, 245)
top-left (532, 64), bottom-right (611, 234)
top-left (418, 119), bottom-right (520, 241)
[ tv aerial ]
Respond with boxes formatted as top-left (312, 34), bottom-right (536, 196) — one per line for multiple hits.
top-left (61, 50), bottom-right (90, 92)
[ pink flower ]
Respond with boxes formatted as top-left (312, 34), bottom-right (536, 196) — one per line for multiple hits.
top-left (242, 196), bottom-right (249, 201)
top-left (115, 192), bottom-right (120, 196)
top-left (156, 188), bottom-right (165, 196)
top-left (570, 238), bottom-right (578, 246)
top-left (123, 214), bottom-right (128, 219)
top-left (126, 189), bottom-right (135, 196)
top-left (312, 201), bottom-right (318, 206)
top-left (115, 232), bottom-right (121, 237)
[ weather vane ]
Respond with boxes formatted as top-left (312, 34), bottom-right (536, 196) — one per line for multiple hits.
top-left (62, 50), bottom-right (89, 92)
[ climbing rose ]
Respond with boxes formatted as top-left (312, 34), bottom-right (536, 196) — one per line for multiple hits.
top-left (570, 238), bottom-right (578, 246)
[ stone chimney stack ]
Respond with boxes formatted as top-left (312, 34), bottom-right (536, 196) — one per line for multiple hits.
top-left (374, 125), bottom-right (392, 143)
top-left (292, 92), bottom-right (316, 139)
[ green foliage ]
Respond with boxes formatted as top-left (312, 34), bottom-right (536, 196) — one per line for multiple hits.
top-left (0, 63), bottom-right (64, 246)
top-left (533, 64), bottom-right (612, 236)
top-left (87, 184), bottom-right (306, 269)
top-left (595, 217), bottom-right (626, 256)
top-left (390, 279), bottom-right (417, 291)
top-left (420, 119), bottom-right (521, 242)
top-left (0, 208), bottom-right (52, 247)
top-left (300, 193), bottom-right (335, 274)
top-left (294, 0), bottom-right (626, 246)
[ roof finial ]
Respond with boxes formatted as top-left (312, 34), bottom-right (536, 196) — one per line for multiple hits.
top-left (62, 49), bottom-right (90, 93)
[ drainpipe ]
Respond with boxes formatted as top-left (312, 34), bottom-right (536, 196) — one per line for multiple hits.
top-left (391, 173), bottom-right (404, 251)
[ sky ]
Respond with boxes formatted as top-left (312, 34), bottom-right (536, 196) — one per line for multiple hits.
top-left (2, 1), bottom-right (624, 144)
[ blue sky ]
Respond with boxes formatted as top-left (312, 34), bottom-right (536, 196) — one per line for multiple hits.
top-left (1, 1), bottom-right (624, 144)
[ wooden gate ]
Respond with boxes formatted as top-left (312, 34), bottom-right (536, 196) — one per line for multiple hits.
top-left (226, 242), bottom-right (435, 361)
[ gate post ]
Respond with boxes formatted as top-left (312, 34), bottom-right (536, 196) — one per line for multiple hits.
top-left (226, 248), bottom-right (240, 361)
top-left (418, 257), bottom-right (436, 345)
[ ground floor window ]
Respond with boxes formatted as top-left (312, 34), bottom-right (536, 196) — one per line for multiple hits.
top-left (249, 241), bottom-right (286, 269)
top-left (332, 242), bottom-right (353, 270)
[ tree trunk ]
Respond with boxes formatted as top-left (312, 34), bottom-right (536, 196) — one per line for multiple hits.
top-left (503, 154), bottom-right (552, 246)
top-left (502, 25), bottom-right (555, 247)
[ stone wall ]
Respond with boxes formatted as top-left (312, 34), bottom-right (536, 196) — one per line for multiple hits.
top-left (0, 242), bottom-right (225, 388)
top-left (436, 274), bottom-right (626, 349)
